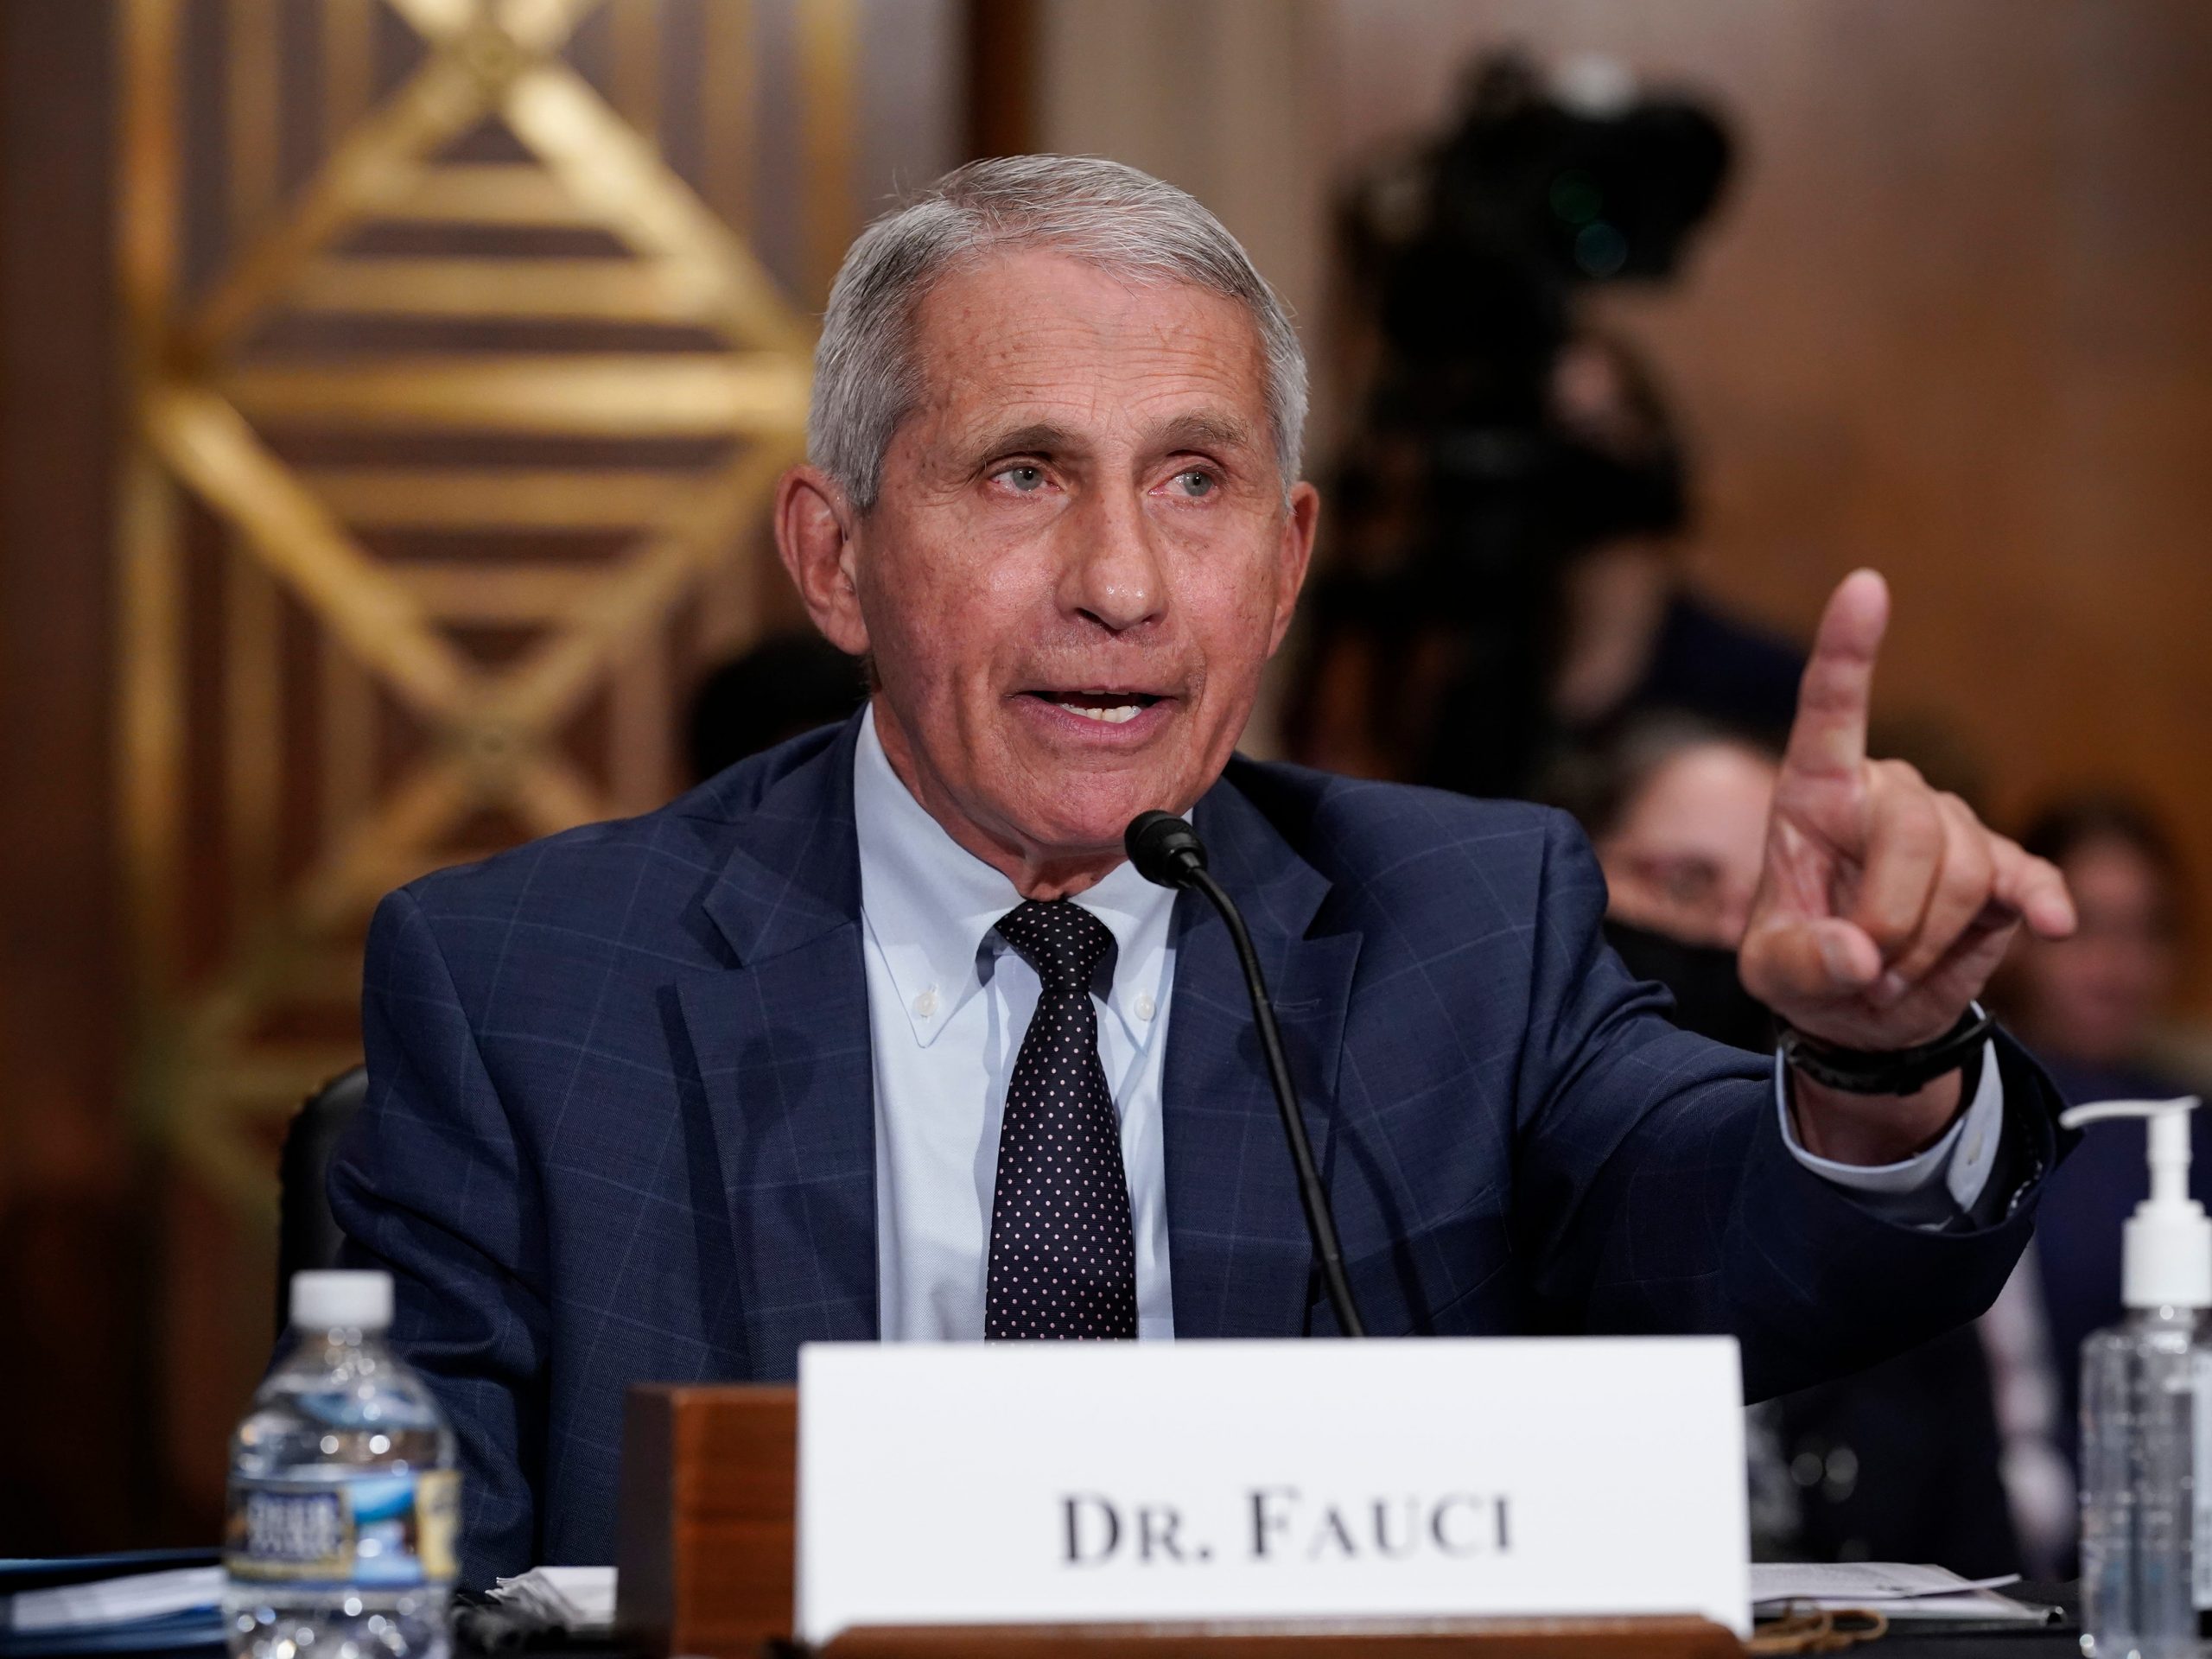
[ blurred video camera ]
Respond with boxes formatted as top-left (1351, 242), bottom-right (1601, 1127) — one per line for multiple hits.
top-left (1319, 53), bottom-right (1737, 797)
top-left (1344, 50), bottom-right (1733, 424)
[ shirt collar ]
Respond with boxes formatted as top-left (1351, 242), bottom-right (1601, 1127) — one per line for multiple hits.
top-left (851, 702), bottom-right (1176, 1051)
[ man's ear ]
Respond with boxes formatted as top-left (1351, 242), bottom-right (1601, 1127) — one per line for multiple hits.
top-left (1267, 480), bottom-right (1322, 657)
top-left (773, 465), bottom-right (871, 656)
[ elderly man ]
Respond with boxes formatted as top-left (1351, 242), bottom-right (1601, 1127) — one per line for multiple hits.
top-left (332, 157), bottom-right (2075, 1585)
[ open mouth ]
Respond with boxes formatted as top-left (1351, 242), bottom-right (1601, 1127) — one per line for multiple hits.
top-left (1025, 690), bottom-right (1166, 726)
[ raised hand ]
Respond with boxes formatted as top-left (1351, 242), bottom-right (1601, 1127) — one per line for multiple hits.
top-left (1738, 571), bottom-right (2075, 1155)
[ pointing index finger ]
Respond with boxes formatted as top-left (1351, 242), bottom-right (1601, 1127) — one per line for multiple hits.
top-left (1783, 568), bottom-right (1890, 780)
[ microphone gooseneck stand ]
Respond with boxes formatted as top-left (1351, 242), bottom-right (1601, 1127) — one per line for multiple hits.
top-left (1124, 811), bottom-right (1368, 1338)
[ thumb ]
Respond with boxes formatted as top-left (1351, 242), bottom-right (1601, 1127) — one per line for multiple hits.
top-left (1739, 913), bottom-right (1884, 1007)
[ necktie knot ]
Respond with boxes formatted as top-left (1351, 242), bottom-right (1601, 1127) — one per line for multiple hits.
top-left (994, 899), bottom-right (1114, 995)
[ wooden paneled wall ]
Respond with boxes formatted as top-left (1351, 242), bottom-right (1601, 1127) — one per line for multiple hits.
top-left (0, 0), bottom-right (961, 1549)
top-left (0, 0), bottom-right (152, 1552)
top-left (1327, 0), bottom-right (2212, 1013)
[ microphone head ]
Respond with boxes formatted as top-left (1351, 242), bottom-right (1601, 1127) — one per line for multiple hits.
top-left (1125, 810), bottom-right (1208, 887)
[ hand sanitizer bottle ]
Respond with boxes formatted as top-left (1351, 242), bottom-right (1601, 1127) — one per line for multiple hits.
top-left (2070, 1096), bottom-right (2210, 1659)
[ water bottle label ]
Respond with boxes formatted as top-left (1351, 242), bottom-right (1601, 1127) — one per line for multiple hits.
top-left (225, 1470), bottom-right (459, 1587)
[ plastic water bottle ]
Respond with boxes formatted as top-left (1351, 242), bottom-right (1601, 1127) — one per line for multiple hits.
top-left (224, 1271), bottom-right (460, 1659)
top-left (2068, 1098), bottom-right (2212, 1659)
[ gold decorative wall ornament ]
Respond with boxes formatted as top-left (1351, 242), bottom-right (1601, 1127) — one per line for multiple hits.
top-left (117, 0), bottom-right (852, 1209)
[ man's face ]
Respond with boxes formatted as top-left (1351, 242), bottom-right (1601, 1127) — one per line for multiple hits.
top-left (783, 249), bottom-right (1317, 890)
top-left (2014, 836), bottom-right (2178, 1065)
top-left (1595, 741), bottom-right (1780, 950)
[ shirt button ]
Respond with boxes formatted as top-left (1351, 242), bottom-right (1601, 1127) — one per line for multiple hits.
top-left (912, 986), bottom-right (939, 1019)
top-left (1135, 992), bottom-right (1156, 1021)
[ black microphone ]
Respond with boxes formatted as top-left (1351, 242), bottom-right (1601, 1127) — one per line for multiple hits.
top-left (1125, 810), bottom-right (1368, 1338)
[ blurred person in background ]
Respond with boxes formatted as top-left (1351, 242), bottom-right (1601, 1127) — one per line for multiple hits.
top-left (1580, 710), bottom-right (1776, 950)
top-left (2004, 796), bottom-right (2194, 1105)
top-left (1287, 335), bottom-right (1804, 796)
top-left (1552, 712), bottom-right (2022, 1573)
top-left (1549, 710), bottom-right (1780, 1051)
top-left (687, 629), bottom-right (868, 783)
top-left (1542, 334), bottom-right (1803, 745)
top-left (1978, 794), bottom-right (2207, 1573)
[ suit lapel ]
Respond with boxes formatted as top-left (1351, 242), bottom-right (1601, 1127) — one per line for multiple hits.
top-left (669, 730), bottom-right (1364, 1363)
top-left (1164, 768), bottom-right (1361, 1339)
top-left (673, 716), bottom-right (877, 1379)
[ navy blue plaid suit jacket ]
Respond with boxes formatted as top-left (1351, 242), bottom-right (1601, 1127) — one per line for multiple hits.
top-left (329, 713), bottom-right (2060, 1586)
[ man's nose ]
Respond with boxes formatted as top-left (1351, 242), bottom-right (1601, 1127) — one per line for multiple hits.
top-left (1060, 486), bottom-right (1167, 633)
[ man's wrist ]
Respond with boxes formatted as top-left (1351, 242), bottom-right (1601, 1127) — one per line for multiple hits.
top-left (1786, 1043), bottom-right (1983, 1166)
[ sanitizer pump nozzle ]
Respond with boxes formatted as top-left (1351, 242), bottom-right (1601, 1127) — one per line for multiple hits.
top-left (2059, 1096), bottom-right (2210, 1310)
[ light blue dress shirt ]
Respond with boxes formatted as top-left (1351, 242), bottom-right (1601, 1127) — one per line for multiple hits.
top-left (855, 708), bottom-right (1179, 1339)
top-left (850, 704), bottom-right (2007, 1340)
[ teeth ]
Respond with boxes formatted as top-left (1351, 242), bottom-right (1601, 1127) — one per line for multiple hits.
top-left (1052, 701), bottom-right (1143, 724)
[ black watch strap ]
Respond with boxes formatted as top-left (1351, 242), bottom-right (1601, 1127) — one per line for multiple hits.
top-left (1779, 1005), bottom-right (1995, 1096)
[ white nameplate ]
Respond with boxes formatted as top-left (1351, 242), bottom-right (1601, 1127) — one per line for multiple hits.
top-left (796, 1338), bottom-right (1748, 1643)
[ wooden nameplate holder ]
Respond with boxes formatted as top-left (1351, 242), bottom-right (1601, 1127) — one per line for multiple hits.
top-left (614, 1385), bottom-right (1743, 1659)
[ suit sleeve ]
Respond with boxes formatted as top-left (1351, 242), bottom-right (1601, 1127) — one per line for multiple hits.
top-left (1510, 810), bottom-right (2063, 1401)
top-left (328, 886), bottom-right (549, 1586)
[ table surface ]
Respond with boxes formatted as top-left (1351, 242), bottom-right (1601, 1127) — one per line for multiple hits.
top-left (1828, 1581), bottom-right (2079, 1659)
top-left (3, 1577), bottom-right (2079, 1658)
top-left (454, 1582), bottom-right (2088, 1659)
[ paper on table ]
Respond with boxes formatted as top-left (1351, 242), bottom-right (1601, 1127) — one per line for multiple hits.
top-left (1751, 1563), bottom-right (2054, 1622)
top-left (2, 1568), bottom-right (225, 1637)
top-left (486, 1567), bottom-right (616, 1632)
top-left (0, 1556), bottom-right (217, 1593)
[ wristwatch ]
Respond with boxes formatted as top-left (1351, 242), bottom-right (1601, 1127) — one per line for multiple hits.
top-left (1778, 1003), bottom-right (1994, 1096)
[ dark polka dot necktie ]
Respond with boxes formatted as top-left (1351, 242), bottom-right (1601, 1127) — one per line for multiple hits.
top-left (985, 899), bottom-right (1138, 1340)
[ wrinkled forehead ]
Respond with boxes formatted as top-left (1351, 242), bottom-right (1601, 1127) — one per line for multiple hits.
top-left (1621, 743), bottom-right (1778, 845)
top-left (902, 249), bottom-right (1273, 450)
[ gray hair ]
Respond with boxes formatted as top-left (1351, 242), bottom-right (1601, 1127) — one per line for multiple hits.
top-left (808, 155), bottom-right (1307, 512)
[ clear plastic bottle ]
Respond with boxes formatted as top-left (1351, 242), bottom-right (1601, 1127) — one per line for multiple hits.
top-left (2068, 1098), bottom-right (2212, 1659)
top-left (2079, 1304), bottom-right (2202, 1659)
top-left (223, 1271), bottom-right (460, 1659)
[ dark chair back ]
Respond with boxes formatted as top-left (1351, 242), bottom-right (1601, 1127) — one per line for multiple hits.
top-left (276, 1065), bottom-right (368, 1335)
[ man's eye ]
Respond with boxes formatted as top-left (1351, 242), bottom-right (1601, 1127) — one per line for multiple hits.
top-left (995, 464), bottom-right (1046, 493)
top-left (1661, 862), bottom-right (1719, 906)
top-left (1173, 469), bottom-right (1217, 497)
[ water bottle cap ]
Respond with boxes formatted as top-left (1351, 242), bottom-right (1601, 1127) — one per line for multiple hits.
top-left (289, 1269), bottom-right (393, 1331)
